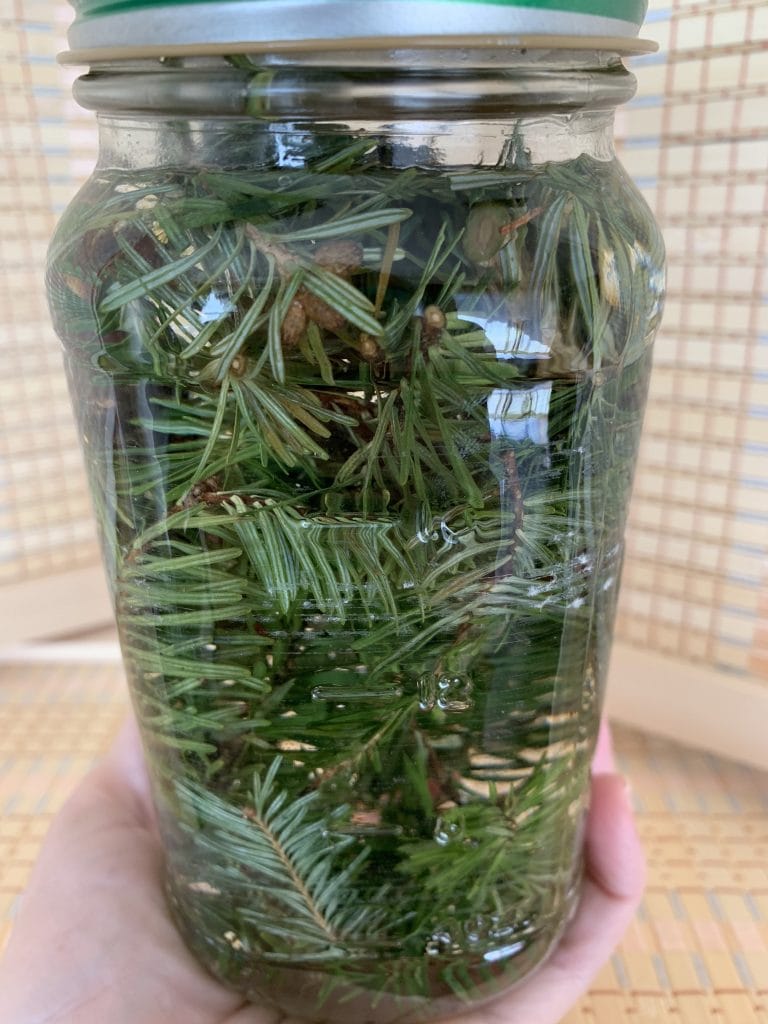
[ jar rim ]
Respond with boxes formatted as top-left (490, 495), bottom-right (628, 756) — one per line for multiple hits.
top-left (61, 32), bottom-right (657, 66)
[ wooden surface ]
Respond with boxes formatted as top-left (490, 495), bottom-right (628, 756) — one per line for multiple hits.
top-left (1, 657), bottom-right (766, 1022)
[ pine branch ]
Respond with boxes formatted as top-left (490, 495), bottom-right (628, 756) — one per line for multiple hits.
top-left (175, 757), bottom-right (375, 956)
top-left (48, 127), bottom-right (664, 1008)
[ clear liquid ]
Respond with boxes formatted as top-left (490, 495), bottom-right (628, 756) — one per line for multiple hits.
top-left (48, 147), bottom-right (663, 1019)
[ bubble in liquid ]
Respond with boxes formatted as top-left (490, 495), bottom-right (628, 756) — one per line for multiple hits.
top-left (434, 817), bottom-right (460, 846)
top-left (436, 674), bottom-right (473, 712)
top-left (463, 915), bottom-right (494, 950)
top-left (425, 931), bottom-right (455, 956)
top-left (418, 673), bottom-right (473, 712)
top-left (417, 674), bottom-right (436, 711)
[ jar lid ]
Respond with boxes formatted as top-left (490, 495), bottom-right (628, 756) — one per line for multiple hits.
top-left (64, 0), bottom-right (655, 62)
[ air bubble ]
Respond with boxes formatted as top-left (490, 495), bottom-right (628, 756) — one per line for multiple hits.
top-left (417, 674), bottom-right (436, 711)
top-left (418, 673), bottom-right (473, 712)
top-left (434, 818), bottom-right (460, 846)
top-left (425, 931), bottom-right (454, 956)
top-left (436, 674), bottom-right (473, 712)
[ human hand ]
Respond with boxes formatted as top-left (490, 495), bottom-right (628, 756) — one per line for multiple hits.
top-left (0, 716), bottom-right (644, 1024)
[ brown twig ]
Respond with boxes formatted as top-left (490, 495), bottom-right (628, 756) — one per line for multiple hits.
top-left (499, 205), bottom-right (544, 236)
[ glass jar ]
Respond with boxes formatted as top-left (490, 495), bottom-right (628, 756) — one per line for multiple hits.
top-left (48, 6), bottom-right (664, 1020)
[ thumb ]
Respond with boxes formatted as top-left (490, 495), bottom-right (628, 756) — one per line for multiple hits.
top-left (452, 771), bottom-right (645, 1024)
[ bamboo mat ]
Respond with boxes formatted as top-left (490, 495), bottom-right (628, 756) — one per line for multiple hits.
top-left (1, 659), bottom-right (766, 1023)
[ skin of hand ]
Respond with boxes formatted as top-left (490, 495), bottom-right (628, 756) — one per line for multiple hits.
top-left (0, 717), bottom-right (644, 1024)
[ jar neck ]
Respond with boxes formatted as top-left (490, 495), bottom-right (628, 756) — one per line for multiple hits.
top-left (95, 109), bottom-right (617, 172)
top-left (76, 46), bottom-right (635, 115)
top-left (80, 48), bottom-right (633, 172)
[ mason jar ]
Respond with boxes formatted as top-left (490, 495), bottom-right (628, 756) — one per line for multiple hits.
top-left (48, 2), bottom-right (664, 1020)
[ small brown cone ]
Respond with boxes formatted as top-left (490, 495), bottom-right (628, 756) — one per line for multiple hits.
top-left (299, 289), bottom-right (346, 333)
top-left (359, 333), bottom-right (382, 362)
top-left (314, 240), bottom-right (364, 277)
top-left (280, 298), bottom-right (308, 348)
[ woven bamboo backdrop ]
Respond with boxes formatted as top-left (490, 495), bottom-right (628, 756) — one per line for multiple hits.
top-left (0, 0), bottom-right (99, 584)
top-left (612, 0), bottom-right (768, 682)
top-left (2, 659), bottom-right (767, 1022)
top-left (0, 0), bottom-right (766, 676)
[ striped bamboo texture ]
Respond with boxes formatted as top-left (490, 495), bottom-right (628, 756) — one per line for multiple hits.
top-left (1, 659), bottom-right (766, 1022)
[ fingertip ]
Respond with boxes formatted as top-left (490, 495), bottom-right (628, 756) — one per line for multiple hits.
top-left (586, 773), bottom-right (646, 904)
top-left (106, 712), bottom-right (144, 773)
top-left (99, 712), bottom-right (157, 827)
top-left (591, 718), bottom-right (616, 774)
top-left (472, 772), bottom-right (646, 1022)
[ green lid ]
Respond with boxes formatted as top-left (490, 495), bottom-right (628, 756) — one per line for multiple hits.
top-left (65, 0), bottom-right (653, 60)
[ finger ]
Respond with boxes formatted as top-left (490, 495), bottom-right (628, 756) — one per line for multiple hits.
top-left (0, 713), bottom-right (250, 1024)
top-left (592, 717), bottom-right (616, 774)
top-left (450, 772), bottom-right (645, 1024)
top-left (585, 773), bottom-right (646, 901)
top-left (97, 710), bottom-right (158, 831)
top-left (104, 711), bottom-right (150, 792)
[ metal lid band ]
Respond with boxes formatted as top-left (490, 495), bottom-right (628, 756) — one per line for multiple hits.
top-left (66, 0), bottom-right (652, 59)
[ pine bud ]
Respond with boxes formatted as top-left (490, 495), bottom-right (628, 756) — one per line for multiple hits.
top-left (464, 203), bottom-right (509, 265)
top-left (280, 298), bottom-right (308, 348)
top-left (421, 304), bottom-right (446, 350)
top-left (359, 333), bottom-right (382, 362)
top-left (229, 354), bottom-right (249, 377)
top-left (298, 289), bottom-right (346, 333)
top-left (423, 305), bottom-right (446, 332)
top-left (314, 240), bottom-right (364, 278)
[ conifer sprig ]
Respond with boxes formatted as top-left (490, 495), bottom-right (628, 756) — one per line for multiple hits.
top-left (47, 124), bottom-right (664, 1014)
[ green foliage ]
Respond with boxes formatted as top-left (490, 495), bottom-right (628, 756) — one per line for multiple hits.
top-left (47, 132), bottom-right (664, 1012)
top-left (176, 757), bottom-right (388, 959)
